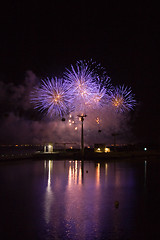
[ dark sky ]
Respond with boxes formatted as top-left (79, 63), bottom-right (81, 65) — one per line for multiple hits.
top-left (0, 1), bottom-right (160, 145)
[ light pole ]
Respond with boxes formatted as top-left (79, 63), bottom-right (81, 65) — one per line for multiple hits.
top-left (77, 114), bottom-right (87, 159)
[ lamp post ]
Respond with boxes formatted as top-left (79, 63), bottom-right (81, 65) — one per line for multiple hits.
top-left (77, 114), bottom-right (87, 159)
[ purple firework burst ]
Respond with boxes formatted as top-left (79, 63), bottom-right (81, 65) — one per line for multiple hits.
top-left (64, 60), bottom-right (110, 111)
top-left (85, 59), bottom-right (112, 92)
top-left (109, 85), bottom-right (136, 112)
top-left (31, 77), bottom-right (73, 118)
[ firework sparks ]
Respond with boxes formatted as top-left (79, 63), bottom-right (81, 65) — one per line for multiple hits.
top-left (64, 60), bottom-right (110, 112)
top-left (91, 84), bottom-right (109, 109)
top-left (96, 117), bottom-right (100, 125)
top-left (64, 60), bottom-right (97, 105)
top-left (110, 85), bottom-right (136, 112)
top-left (31, 77), bottom-right (73, 118)
top-left (31, 60), bottom-right (136, 124)
top-left (84, 59), bottom-right (112, 94)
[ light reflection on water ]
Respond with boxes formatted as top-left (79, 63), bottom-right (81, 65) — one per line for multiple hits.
top-left (44, 160), bottom-right (53, 224)
top-left (0, 159), bottom-right (160, 239)
top-left (42, 160), bottom-right (144, 239)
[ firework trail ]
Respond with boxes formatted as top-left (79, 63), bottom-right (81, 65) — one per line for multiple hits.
top-left (31, 77), bottom-right (73, 118)
top-left (109, 85), bottom-right (136, 112)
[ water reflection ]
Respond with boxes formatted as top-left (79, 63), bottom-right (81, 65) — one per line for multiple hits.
top-left (68, 161), bottom-right (83, 188)
top-left (41, 159), bottom-right (150, 239)
top-left (105, 163), bottom-right (108, 184)
top-left (105, 163), bottom-right (108, 176)
top-left (2, 156), bottom-right (160, 240)
top-left (65, 161), bottom-right (84, 239)
top-left (144, 160), bottom-right (147, 187)
top-left (44, 160), bottom-right (54, 224)
top-left (96, 163), bottom-right (100, 187)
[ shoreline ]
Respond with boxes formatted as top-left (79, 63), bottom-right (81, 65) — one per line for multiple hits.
top-left (0, 150), bottom-right (160, 162)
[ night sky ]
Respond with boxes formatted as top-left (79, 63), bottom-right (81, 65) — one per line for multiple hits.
top-left (0, 1), bottom-right (159, 145)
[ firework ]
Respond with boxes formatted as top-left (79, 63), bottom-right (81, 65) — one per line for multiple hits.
top-left (31, 77), bottom-right (73, 118)
top-left (82, 59), bottom-right (112, 93)
top-left (90, 84), bottom-right (109, 108)
top-left (64, 60), bottom-right (110, 112)
top-left (64, 60), bottom-right (96, 103)
top-left (31, 60), bottom-right (136, 122)
top-left (110, 85), bottom-right (136, 112)
top-left (96, 117), bottom-right (100, 125)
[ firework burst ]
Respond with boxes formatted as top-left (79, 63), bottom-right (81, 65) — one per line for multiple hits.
top-left (64, 60), bottom-right (110, 112)
top-left (31, 60), bottom-right (136, 123)
top-left (110, 85), bottom-right (136, 112)
top-left (31, 77), bottom-right (73, 118)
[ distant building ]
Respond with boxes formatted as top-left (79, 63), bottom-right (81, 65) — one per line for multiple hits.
top-left (43, 142), bottom-right (78, 153)
top-left (44, 143), bottom-right (53, 153)
top-left (94, 144), bottom-right (110, 153)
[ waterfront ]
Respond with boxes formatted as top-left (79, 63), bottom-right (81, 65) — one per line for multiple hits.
top-left (0, 159), bottom-right (160, 239)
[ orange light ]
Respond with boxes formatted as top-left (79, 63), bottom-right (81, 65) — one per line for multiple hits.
top-left (113, 96), bottom-right (123, 107)
top-left (105, 148), bottom-right (110, 153)
top-left (96, 117), bottom-right (100, 124)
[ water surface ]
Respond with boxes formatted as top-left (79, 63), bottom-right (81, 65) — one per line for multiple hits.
top-left (0, 159), bottom-right (160, 239)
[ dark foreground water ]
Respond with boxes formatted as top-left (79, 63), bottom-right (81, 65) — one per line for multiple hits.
top-left (0, 158), bottom-right (160, 240)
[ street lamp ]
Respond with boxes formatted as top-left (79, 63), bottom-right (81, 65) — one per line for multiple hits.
top-left (77, 114), bottom-right (87, 159)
